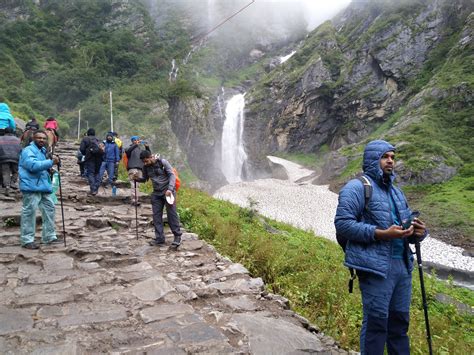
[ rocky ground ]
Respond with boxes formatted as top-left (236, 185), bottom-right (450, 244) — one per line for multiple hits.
top-left (0, 141), bottom-right (349, 354)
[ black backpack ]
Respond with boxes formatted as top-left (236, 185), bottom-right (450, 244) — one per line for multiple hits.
top-left (336, 175), bottom-right (372, 293)
top-left (87, 137), bottom-right (101, 156)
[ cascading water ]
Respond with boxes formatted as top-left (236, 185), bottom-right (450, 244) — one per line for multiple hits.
top-left (221, 93), bottom-right (247, 183)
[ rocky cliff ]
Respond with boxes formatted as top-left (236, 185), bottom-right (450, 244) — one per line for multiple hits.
top-left (243, 0), bottom-right (473, 185)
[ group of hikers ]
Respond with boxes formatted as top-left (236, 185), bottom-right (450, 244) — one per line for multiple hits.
top-left (13, 126), bottom-right (182, 252)
top-left (0, 103), bottom-right (59, 195)
top-left (2, 102), bottom-right (429, 354)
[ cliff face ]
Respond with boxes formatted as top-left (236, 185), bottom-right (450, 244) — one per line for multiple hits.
top-left (243, 0), bottom-right (473, 185)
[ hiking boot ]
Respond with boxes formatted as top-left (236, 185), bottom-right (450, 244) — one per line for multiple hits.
top-left (131, 201), bottom-right (141, 207)
top-left (149, 239), bottom-right (165, 246)
top-left (171, 235), bottom-right (182, 247)
top-left (45, 238), bottom-right (62, 245)
top-left (22, 242), bottom-right (39, 250)
top-left (4, 188), bottom-right (10, 196)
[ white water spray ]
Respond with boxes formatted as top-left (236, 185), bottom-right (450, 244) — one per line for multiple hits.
top-left (169, 59), bottom-right (178, 82)
top-left (221, 93), bottom-right (247, 183)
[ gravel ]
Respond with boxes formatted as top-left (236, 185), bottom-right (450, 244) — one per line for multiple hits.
top-left (214, 157), bottom-right (474, 276)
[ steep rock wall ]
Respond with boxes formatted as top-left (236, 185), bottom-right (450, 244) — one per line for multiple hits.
top-left (243, 0), bottom-right (473, 184)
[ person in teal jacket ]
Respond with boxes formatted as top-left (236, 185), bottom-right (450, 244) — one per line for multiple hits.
top-left (19, 130), bottom-right (60, 249)
top-left (0, 103), bottom-right (16, 134)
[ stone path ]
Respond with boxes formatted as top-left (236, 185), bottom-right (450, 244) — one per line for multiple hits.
top-left (0, 141), bottom-right (348, 354)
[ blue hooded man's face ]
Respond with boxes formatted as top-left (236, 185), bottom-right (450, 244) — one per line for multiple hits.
top-left (380, 151), bottom-right (395, 176)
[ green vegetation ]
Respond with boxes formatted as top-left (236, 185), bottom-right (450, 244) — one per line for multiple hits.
top-left (273, 145), bottom-right (329, 170)
top-left (0, 0), bottom-right (198, 138)
top-left (405, 165), bottom-right (474, 238)
top-left (177, 187), bottom-right (473, 354)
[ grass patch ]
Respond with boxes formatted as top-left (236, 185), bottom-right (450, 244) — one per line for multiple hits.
top-left (273, 146), bottom-right (329, 170)
top-left (177, 187), bottom-right (474, 354)
top-left (404, 170), bottom-right (474, 238)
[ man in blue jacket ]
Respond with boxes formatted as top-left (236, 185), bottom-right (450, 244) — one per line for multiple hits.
top-left (99, 133), bottom-right (120, 188)
top-left (335, 140), bottom-right (427, 355)
top-left (19, 130), bottom-right (60, 249)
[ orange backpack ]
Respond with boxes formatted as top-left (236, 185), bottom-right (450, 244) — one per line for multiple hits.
top-left (122, 153), bottom-right (129, 170)
top-left (172, 167), bottom-right (181, 191)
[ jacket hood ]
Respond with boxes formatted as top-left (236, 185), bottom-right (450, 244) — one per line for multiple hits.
top-left (0, 103), bottom-right (11, 114)
top-left (362, 140), bottom-right (396, 183)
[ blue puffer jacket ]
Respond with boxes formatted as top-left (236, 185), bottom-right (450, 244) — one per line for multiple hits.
top-left (0, 103), bottom-right (16, 130)
top-left (103, 141), bottom-right (120, 163)
top-left (335, 140), bottom-right (426, 278)
top-left (19, 142), bottom-right (54, 193)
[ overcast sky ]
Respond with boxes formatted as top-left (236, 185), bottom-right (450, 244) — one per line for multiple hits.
top-left (299, 0), bottom-right (352, 30)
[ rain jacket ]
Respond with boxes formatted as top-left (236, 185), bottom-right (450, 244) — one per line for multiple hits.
top-left (0, 103), bottom-right (16, 130)
top-left (19, 142), bottom-right (54, 193)
top-left (334, 140), bottom-right (427, 278)
top-left (103, 140), bottom-right (120, 163)
top-left (44, 119), bottom-right (58, 130)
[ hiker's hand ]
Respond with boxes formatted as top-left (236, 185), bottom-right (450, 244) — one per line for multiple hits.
top-left (412, 218), bottom-right (426, 237)
top-left (53, 156), bottom-right (60, 165)
top-left (165, 190), bottom-right (172, 197)
top-left (375, 225), bottom-right (414, 241)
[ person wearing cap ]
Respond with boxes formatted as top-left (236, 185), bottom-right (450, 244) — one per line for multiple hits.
top-left (135, 150), bottom-right (182, 247)
top-left (99, 133), bottom-right (120, 188)
top-left (335, 140), bottom-right (428, 355)
top-left (125, 136), bottom-right (149, 205)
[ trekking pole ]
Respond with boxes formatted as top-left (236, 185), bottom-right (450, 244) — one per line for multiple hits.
top-left (134, 180), bottom-right (138, 240)
top-left (56, 156), bottom-right (67, 247)
top-left (415, 238), bottom-right (433, 355)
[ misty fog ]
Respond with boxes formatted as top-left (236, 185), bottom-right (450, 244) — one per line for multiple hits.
top-left (144, 0), bottom-right (351, 73)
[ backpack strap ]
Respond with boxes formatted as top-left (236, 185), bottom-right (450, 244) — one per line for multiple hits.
top-left (357, 175), bottom-right (372, 211)
top-left (347, 175), bottom-right (373, 293)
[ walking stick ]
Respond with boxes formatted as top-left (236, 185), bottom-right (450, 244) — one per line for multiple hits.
top-left (134, 180), bottom-right (138, 240)
top-left (415, 238), bottom-right (433, 355)
top-left (56, 156), bottom-right (67, 247)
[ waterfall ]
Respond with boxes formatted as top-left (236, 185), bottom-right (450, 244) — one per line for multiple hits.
top-left (221, 93), bottom-right (247, 183)
top-left (169, 59), bottom-right (178, 82)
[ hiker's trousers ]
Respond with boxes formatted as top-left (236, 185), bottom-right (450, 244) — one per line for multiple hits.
top-left (99, 161), bottom-right (115, 185)
top-left (85, 160), bottom-right (101, 193)
top-left (151, 192), bottom-right (181, 243)
top-left (20, 192), bottom-right (57, 245)
top-left (359, 258), bottom-right (412, 355)
top-left (1, 162), bottom-right (18, 188)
